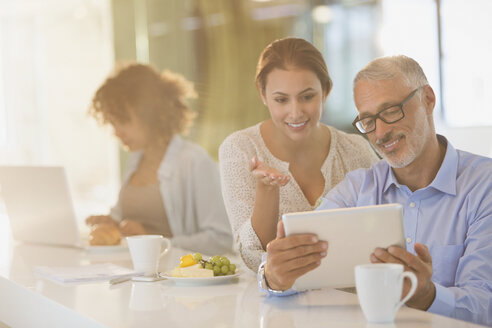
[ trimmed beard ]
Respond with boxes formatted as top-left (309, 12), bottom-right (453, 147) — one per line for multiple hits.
top-left (375, 108), bottom-right (430, 169)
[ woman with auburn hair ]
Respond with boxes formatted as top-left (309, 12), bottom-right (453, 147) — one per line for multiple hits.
top-left (219, 37), bottom-right (379, 271)
top-left (86, 63), bottom-right (232, 255)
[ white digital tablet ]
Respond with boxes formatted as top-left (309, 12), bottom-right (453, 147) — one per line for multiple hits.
top-left (282, 203), bottom-right (404, 291)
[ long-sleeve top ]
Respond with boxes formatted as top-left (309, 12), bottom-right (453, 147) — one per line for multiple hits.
top-left (317, 135), bottom-right (492, 326)
top-left (219, 122), bottom-right (379, 271)
top-left (111, 135), bottom-right (233, 255)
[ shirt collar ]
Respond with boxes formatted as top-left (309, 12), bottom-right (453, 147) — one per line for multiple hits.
top-left (429, 135), bottom-right (458, 195)
top-left (382, 164), bottom-right (399, 193)
top-left (382, 135), bottom-right (458, 195)
top-left (124, 135), bottom-right (180, 181)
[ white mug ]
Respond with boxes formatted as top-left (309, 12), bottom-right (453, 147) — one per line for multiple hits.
top-left (126, 235), bottom-right (171, 276)
top-left (355, 263), bottom-right (417, 323)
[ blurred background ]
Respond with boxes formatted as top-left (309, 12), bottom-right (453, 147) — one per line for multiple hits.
top-left (0, 0), bottom-right (491, 222)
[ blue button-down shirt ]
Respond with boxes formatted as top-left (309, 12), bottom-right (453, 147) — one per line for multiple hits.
top-left (315, 137), bottom-right (492, 326)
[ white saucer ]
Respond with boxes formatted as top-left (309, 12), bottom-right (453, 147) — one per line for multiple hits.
top-left (159, 271), bottom-right (241, 286)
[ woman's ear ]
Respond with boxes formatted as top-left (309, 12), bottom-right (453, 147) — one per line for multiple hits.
top-left (260, 92), bottom-right (267, 106)
top-left (322, 89), bottom-right (329, 103)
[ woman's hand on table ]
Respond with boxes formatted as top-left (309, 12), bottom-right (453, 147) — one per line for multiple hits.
top-left (85, 215), bottom-right (118, 227)
top-left (250, 156), bottom-right (290, 188)
top-left (119, 219), bottom-right (146, 236)
top-left (264, 221), bottom-right (328, 291)
top-left (87, 217), bottom-right (146, 245)
top-left (89, 223), bottom-right (121, 245)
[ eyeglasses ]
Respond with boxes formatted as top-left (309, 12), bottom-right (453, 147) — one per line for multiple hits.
top-left (352, 87), bottom-right (422, 134)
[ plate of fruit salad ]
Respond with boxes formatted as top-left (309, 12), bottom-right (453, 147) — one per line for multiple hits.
top-left (160, 253), bottom-right (240, 285)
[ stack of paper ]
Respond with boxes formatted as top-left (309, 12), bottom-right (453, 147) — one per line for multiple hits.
top-left (34, 263), bottom-right (138, 284)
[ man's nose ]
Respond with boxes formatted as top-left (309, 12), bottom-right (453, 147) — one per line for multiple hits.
top-left (373, 117), bottom-right (392, 139)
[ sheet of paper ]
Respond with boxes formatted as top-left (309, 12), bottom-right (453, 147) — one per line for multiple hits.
top-left (34, 263), bottom-right (139, 284)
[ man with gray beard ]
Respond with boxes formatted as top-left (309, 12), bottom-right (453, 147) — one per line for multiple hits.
top-left (258, 55), bottom-right (492, 326)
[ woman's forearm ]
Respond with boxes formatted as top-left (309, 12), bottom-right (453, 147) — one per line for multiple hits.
top-left (251, 181), bottom-right (280, 249)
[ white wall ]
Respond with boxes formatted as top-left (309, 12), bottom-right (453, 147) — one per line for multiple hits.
top-left (436, 124), bottom-right (492, 158)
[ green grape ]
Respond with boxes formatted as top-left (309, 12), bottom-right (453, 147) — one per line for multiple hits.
top-left (213, 265), bottom-right (221, 276)
top-left (193, 253), bottom-right (202, 262)
top-left (229, 264), bottom-right (236, 273)
top-left (204, 263), bottom-right (213, 270)
top-left (227, 271), bottom-right (233, 275)
top-left (220, 257), bottom-right (230, 266)
top-left (221, 265), bottom-right (229, 274)
top-left (210, 256), bottom-right (221, 265)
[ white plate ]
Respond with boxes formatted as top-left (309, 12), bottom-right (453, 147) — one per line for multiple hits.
top-left (160, 271), bottom-right (241, 286)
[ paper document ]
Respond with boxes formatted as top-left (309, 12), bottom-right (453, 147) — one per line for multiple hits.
top-left (34, 263), bottom-right (139, 284)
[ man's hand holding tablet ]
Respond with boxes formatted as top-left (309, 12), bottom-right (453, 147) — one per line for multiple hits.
top-left (371, 243), bottom-right (436, 310)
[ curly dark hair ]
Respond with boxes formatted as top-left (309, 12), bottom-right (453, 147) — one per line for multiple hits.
top-left (89, 63), bottom-right (197, 142)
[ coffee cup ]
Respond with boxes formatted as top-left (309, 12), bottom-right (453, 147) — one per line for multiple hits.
top-left (355, 263), bottom-right (417, 323)
top-left (126, 235), bottom-right (171, 276)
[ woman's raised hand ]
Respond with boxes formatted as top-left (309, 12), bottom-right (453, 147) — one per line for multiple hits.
top-left (249, 156), bottom-right (290, 187)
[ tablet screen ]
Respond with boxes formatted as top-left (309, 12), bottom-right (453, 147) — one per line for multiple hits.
top-left (282, 203), bottom-right (404, 291)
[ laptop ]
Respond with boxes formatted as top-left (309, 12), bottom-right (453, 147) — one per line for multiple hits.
top-left (0, 166), bottom-right (120, 250)
top-left (282, 204), bottom-right (405, 291)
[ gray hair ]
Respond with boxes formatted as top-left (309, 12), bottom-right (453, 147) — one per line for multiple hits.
top-left (354, 55), bottom-right (428, 91)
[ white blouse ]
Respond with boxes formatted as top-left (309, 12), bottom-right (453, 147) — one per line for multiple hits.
top-left (219, 123), bottom-right (379, 271)
top-left (111, 135), bottom-right (233, 255)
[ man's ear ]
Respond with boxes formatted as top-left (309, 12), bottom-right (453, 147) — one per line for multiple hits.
top-left (422, 85), bottom-right (436, 115)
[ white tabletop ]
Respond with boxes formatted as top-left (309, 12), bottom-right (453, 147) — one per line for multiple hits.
top-left (0, 230), bottom-right (486, 328)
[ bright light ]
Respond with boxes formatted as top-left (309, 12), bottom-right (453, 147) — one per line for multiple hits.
top-left (73, 6), bottom-right (88, 20)
top-left (312, 5), bottom-right (333, 24)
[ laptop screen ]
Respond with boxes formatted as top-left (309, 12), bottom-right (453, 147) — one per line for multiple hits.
top-left (0, 166), bottom-right (82, 247)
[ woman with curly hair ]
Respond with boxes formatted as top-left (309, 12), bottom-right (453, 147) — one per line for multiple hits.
top-left (86, 63), bottom-right (232, 255)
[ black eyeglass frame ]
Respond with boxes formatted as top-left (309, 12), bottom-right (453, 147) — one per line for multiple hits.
top-left (352, 87), bottom-right (422, 134)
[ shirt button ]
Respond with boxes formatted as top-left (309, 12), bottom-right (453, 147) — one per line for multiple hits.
top-left (409, 202), bottom-right (416, 208)
top-left (406, 237), bottom-right (412, 243)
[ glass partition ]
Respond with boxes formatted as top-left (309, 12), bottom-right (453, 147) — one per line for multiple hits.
top-left (113, 0), bottom-right (380, 159)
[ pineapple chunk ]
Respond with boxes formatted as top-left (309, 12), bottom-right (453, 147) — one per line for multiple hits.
top-left (179, 254), bottom-right (196, 268)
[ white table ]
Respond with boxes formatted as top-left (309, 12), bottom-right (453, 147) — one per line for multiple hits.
top-left (0, 237), bottom-right (486, 327)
